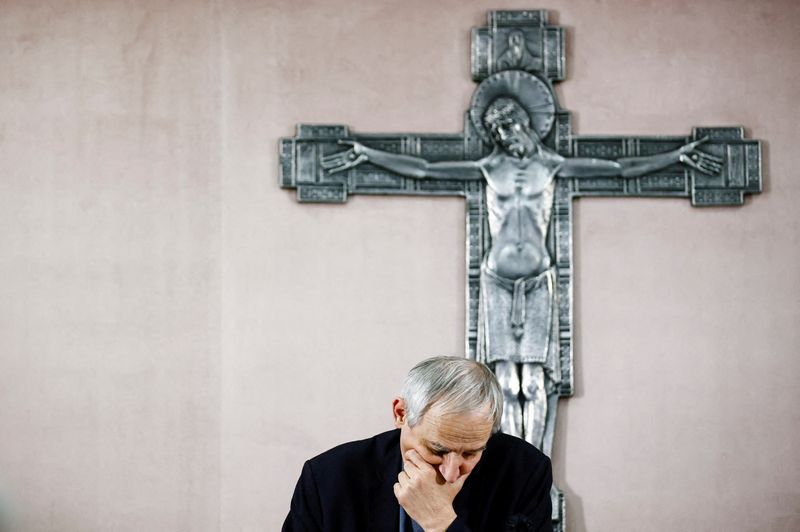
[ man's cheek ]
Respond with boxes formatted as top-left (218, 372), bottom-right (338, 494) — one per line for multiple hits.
top-left (415, 450), bottom-right (440, 467)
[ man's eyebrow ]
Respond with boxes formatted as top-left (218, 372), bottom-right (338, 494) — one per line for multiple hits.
top-left (425, 440), bottom-right (487, 454)
top-left (427, 441), bottom-right (451, 453)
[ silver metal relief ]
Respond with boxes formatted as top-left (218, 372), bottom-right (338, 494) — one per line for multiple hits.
top-left (496, 29), bottom-right (543, 72)
top-left (279, 9), bottom-right (762, 530)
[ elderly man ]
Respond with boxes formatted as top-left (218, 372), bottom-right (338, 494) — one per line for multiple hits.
top-left (282, 356), bottom-right (553, 531)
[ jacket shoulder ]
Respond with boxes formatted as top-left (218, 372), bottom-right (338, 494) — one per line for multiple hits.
top-left (479, 432), bottom-right (551, 477)
top-left (488, 432), bottom-right (549, 458)
top-left (306, 429), bottom-right (399, 478)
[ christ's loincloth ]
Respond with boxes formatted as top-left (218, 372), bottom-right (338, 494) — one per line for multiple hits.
top-left (478, 264), bottom-right (560, 383)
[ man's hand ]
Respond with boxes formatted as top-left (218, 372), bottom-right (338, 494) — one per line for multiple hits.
top-left (319, 140), bottom-right (368, 174)
top-left (678, 136), bottom-right (724, 175)
top-left (394, 449), bottom-right (468, 532)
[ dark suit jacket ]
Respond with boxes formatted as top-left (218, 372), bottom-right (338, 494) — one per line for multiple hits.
top-left (282, 429), bottom-right (552, 531)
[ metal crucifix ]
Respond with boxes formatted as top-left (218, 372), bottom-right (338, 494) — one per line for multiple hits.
top-left (279, 9), bottom-right (761, 529)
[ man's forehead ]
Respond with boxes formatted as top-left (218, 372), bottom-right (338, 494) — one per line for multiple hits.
top-left (420, 405), bottom-right (493, 437)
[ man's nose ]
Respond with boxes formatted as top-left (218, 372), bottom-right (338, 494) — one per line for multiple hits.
top-left (438, 453), bottom-right (462, 483)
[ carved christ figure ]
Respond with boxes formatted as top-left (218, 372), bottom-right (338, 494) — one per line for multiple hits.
top-left (320, 71), bottom-right (722, 454)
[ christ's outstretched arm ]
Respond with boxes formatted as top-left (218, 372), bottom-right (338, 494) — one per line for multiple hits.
top-left (557, 137), bottom-right (723, 178)
top-left (321, 140), bottom-right (484, 180)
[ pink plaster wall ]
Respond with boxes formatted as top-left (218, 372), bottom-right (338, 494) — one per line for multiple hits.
top-left (0, 1), bottom-right (221, 530)
top-left (1, 1), bottom-right (798, 531)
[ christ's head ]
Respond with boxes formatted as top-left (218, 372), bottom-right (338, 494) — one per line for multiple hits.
top-left (483, 97), bottom-right (536, 158)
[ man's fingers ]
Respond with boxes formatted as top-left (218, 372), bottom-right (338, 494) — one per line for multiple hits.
top-left (404, 449), bottom-right (431, 472)
top-left (401, 459), bottom-right (421, 476)
top-left (397, 470), bottom-right (410, 485)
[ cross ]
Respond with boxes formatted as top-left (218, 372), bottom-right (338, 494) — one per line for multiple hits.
top-left (278, 9), bottom-right (761, 529)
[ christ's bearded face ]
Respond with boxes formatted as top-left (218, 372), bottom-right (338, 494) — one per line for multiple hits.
top-left (484, 98), bottom-right (535, 158)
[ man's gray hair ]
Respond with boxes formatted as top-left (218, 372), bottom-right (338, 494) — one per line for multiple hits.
top-left (399, 356), bottom-right (503, 433)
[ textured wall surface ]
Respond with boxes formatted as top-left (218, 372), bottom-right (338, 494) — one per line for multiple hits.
top-left (1, 1), bottom-right (798, 531)
top-left (0, 1), bottom-right (221, 530)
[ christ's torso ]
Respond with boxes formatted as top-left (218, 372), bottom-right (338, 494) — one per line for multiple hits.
top-left (482, 152), bottom-right (559, 279)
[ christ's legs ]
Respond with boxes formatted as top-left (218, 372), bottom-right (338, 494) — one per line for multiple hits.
top-left (494, 360), bottom-right (522, 438)
top-left (542, 390), bottom-right (559, 458)
top-left (521, 362), bottom-right (547, 449)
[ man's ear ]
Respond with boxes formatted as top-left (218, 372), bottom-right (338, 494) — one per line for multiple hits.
top-left (392, 397), bottom-right (406, 428)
